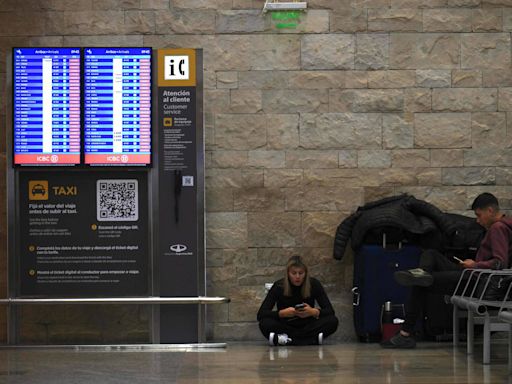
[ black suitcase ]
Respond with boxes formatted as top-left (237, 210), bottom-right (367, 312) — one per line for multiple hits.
top-left (352, 240), bottom-right (422, 342)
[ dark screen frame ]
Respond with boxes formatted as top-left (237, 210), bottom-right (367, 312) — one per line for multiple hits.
top-left (82, 46), bottom-right (153, 168)
top-left (11, 47), bottom-right (154, 168)
top-left (12, 47), bottom-right (82, 167)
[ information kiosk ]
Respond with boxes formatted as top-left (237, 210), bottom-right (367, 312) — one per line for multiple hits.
top-left (5, 48), bottom-right (208, 345)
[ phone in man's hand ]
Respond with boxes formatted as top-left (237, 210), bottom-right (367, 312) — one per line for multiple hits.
top-left (453, 256), bottom-right (463, 263)
top-left (295, 303), bottom-right (305, 310)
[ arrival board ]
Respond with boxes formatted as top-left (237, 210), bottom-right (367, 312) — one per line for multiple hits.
top-left (84, 48), bottom-right (152, 165)
top-left (13, 48), bottom-right (81, 165)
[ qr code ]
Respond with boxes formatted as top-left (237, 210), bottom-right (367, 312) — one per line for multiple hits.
top-left (182, 175), bottom-right (194, 187)
top-left (97, 179), bottom-right (139, 222)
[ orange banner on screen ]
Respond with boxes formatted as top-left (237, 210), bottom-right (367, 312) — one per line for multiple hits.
top-left (85, 154), bottom-right (150, 165)
top-left (15, 154), bottom-right (80, 165)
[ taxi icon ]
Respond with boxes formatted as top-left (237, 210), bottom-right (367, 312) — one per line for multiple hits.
top-left (29, 180), bottom-right (49, 200)
top-left (31, 184), bottom-right (46, 196)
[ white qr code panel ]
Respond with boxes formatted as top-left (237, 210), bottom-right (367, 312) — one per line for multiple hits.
top-left (97, 179), bottom-right (139, 221)
top-left (182, 175), bottom-right (194, 187)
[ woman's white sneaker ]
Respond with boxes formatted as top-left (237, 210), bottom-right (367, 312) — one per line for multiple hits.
top-left (268, 332), bottom-right (276, 346)
top-left (277, 333), bottom-right (292, 346)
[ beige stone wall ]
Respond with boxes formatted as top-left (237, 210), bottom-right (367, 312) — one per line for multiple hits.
top-left (1, 0), bottom-right (512, 343)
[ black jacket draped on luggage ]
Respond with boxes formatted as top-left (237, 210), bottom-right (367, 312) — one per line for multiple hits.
top-left (333, 194), bottom-right (485, 261)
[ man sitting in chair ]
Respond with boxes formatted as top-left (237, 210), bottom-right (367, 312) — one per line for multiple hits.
top-left (382, 192), bottom-right (512, 349)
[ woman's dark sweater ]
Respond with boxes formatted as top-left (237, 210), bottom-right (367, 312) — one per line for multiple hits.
top-left (257, 277), bottom-right (335, 321)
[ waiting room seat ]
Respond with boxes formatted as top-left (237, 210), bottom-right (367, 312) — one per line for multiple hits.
top-left (450, 269), bottom-right (512, 364)
top-left (497, 281), bottom-right (512, 370)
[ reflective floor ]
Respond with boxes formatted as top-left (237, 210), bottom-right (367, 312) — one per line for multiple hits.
top-left (1, 341), bottom-right (512, 383)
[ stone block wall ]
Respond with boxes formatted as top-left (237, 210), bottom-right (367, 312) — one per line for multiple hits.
top-left (1, 0), bottom-right (512, 343)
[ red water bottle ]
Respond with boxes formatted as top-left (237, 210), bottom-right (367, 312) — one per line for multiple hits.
top-left (381, 301), bottom-right (400, 342)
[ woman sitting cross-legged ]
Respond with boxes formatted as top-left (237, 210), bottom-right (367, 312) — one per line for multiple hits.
top-left (257, 255), bottom-right (339, 346)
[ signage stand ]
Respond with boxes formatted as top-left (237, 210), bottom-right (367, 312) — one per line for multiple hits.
top-left (154, 49), bottom-right (205, 343)
top-left (4, 49), bottom-right (206, 345)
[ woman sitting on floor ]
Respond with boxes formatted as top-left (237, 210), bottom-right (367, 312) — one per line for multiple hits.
top-left (257, 255), bottom-right (339, 346)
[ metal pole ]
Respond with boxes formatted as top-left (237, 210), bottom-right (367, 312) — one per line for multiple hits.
top-left (0, 297), bottom-right (230, 305)
top-left (5, 51), bottom-right (17, 345)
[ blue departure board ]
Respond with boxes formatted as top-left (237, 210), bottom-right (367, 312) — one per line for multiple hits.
top-left (13, 48), bottom-right (81, 165)
top-left (84, 48), bottom-right (152, 165)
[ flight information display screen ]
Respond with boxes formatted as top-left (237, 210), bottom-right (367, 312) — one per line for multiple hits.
top-left (13, 48), bottom-right (81, 165)
top-left (84, 48), bottom-right (152, 165)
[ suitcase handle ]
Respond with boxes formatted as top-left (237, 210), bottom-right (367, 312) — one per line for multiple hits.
top-left (352, 287), bottom-right (360, 306)
top-left (383, 233), bottom-right (402, 250)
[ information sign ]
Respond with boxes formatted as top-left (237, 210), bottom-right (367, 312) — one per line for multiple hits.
top-left (18, 171), bottom-right (149, 297)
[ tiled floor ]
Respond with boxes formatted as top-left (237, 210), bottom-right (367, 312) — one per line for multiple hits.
top-left (0, 341), bottom-right (511, 383)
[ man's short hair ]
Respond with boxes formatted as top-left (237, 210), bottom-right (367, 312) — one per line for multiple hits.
top-left (471, 192), bottom-right (499, 211)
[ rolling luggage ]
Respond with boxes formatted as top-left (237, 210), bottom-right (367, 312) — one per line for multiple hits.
top-left (352, 239), bottom-right (422, 342)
